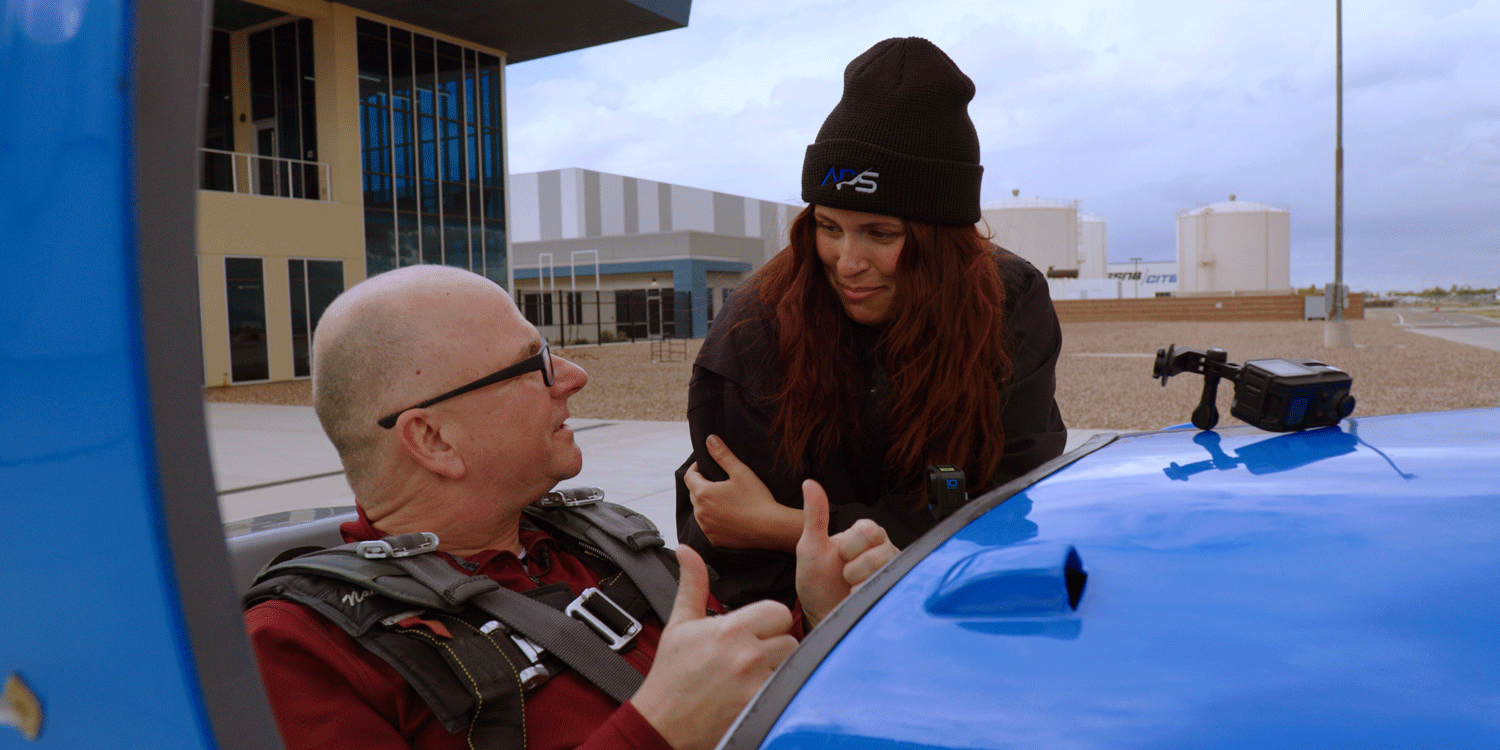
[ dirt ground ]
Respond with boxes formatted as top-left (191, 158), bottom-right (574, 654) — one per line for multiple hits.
top-left (206, 315), bottom-right (1500, 431)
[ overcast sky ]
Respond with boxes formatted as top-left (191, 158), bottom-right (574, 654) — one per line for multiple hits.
top-left (504, 0), bottom-right (1498, 293)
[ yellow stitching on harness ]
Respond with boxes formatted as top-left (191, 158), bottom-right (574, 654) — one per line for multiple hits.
top-left (405, 628), bottom-right (487, 750)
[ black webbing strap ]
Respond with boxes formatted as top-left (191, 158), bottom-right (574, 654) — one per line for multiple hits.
top-left (390, 554), bottom-right (645, 703)
top-left (409, 618), bottom-right (526, 750)
top-left (568, 504), bottom-right (679, 624)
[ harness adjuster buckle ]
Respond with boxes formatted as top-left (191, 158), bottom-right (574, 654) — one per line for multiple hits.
top-left (536, 487), bottom-right (604, 508)
top-left (480, 621), bottom-right (552, 691)
top-left (357, 532), bottom-right (440, 559)
top-left (565, 587), bottom-right (641, 652)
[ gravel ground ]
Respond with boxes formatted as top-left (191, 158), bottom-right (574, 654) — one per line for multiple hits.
top-left (205, 313), bottom-right (1500, 431)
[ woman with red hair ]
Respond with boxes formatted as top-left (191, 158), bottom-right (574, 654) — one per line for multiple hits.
top-left (677, 38), bottom-right (1066, 608)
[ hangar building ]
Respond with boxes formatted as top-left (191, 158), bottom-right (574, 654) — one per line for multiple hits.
top-left (508, 168), bottom-right (801, 342)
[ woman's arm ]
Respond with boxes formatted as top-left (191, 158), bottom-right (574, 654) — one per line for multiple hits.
top-left (683, 435), bottom-right (803, 552)
top-left (992, 255), bottom-right (1068, 486)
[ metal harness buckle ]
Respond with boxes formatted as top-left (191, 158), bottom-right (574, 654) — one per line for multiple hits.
top-left (536, 487), bottom-right (605, 508)
top-left (565, 587), bottom-right (641, 651)
top-left (356, 532), bottom-right (440, 559)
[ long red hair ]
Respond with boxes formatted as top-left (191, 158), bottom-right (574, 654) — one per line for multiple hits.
top-left (751, 205), bottom-right (1012, 491)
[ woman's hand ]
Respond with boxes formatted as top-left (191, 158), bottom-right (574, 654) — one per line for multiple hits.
top-left (683, 435), bottom-right (803, 552)
top-left (795, 479), bottom-right (899, 628)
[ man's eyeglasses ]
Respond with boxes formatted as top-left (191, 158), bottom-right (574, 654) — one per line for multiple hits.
top-left (377, 343), bottom-right (554, 429)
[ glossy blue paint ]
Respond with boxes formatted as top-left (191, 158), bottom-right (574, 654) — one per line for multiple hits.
top-left (761, 410), bottom-right (1500, 749)
top-left (0, 1), bottom-right (217, 746)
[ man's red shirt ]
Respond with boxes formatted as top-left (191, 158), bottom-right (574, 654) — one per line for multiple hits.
top-left (246, 509), bottom-right (687, 750)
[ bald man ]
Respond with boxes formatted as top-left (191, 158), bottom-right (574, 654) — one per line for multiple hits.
top-left (245, 266), bottom-right (896, 750)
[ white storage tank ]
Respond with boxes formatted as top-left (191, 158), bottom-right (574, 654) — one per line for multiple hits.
top-left (1176, 195), bottom-right (1290, 294)
top-left (1078, 213), bottom-right (1107, 279)
top-left (980, 192), bottom-right (1080, 277)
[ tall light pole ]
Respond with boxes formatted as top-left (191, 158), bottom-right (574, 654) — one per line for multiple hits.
top-left (1325, 0), bottom-right (1355, 347)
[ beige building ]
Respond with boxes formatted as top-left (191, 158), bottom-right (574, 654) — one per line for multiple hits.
top-left (195, 0), bottom-right (690, 385)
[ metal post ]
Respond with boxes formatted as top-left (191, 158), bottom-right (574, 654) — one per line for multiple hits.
top-left (537, 252), bottom-right (555, 342)
top-left (1326, 0), bottom-right (1354, 347)
top-left (570, 250), bottom-right (600, 344)
top-left (1131, 257), bottom-right (1142, 299)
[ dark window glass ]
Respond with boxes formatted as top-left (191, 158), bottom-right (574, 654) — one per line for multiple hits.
top-left (226, 257), bottom-right (270, 382)
top-left (444, 216), bottom-right (470, 269)
top-left (202, 29), bottom-right (234, 191)
top-left (421, 211), bottom-right (441, 265)
top-left (615, 289), bottom-right (649, 339)
top-left (245, 20), bottom-right (318, 199)
top-left (365, 210), bottom-right (396, 276)
top-left (358, 20), bottom-right (503, 283)
top-left (306, 259), bottom-right (344, 361)
top-left (395, 175), bottom-right (416, 214)
top-left (397, 211), bottom-right (420, 267)
top-left (248, 29), bottom-right (275, 121)
top-left (482, 225), bottom-right (506, 283)
top-left (420, 178), bottom-right (439, 215)
top-left (523, 293), bottom-right (555, 326)
top-left (289, 259), bottom-right (307, 376)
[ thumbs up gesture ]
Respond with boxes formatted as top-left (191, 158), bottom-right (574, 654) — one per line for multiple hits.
top-left (795, 479), bottom-right (900, 628)
top-left (632, 546), bottom-right (798, 750)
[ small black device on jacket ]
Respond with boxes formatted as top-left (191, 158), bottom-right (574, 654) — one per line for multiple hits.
top-left (927, 464), bottom-right (967, 521)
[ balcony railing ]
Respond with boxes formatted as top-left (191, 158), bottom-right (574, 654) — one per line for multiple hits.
top-left (200, 148), bottom-right (331, 201)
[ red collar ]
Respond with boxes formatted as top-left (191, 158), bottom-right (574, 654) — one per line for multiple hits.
top-left (342, 503), bottom-right (558, 568)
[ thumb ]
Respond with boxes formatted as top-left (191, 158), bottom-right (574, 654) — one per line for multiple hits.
top-left (668, 545), bottom-right (710, 626)
top-left (705, 435), bottom-right (747, 476)
top-left (801, 479), bottom-right (831, 545)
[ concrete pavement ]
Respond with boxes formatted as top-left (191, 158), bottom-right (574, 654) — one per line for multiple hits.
top-left (209, 402), bottom-right (1111, 548)
top-left (1369, 308), bottom-right (1500, 353)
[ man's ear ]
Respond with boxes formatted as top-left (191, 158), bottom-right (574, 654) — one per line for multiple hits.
top-left (395, 410), bottom-right (467, 480)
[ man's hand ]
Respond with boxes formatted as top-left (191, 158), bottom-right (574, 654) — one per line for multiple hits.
top-left (683, 435), bottom-right (802, 552)
top-left (794, 479), bottom-right (900, 628)
top-left (632, 546), bottom-right (797, 750)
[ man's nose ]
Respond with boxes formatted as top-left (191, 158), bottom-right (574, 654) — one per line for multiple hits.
top-left (551, 355), bottom-right (588, 395)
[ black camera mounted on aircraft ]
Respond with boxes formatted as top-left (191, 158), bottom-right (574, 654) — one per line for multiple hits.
top-left (1152, 344), bottom-right (1356, 432)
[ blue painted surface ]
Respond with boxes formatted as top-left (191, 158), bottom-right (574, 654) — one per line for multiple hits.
top-left (0, 1), bottom-right (215, 746)
top-left (762, 410), bottom-right (1500, 749)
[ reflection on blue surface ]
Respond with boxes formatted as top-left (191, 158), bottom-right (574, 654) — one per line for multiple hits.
top-left (1164, 427), bottom-right (1357, 480)
top-left (0, 0), bottom-right (217, 746)
top-left (762, 411), bottom-right (1500, 750)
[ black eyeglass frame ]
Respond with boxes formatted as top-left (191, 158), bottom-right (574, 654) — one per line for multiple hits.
top-left (377, 343), bottom-right (554, 429)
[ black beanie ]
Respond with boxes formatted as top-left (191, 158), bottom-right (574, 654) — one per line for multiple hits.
top-left (802, 37), bottom-right (983, 226)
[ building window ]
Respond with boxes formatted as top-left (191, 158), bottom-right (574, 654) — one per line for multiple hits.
top-left (202, 28), bottom-right (234, 191)
top-left (225, 257), bottom-right (269, 383)
top-left (357, 18), bottom-right (505, 286)
top-left (523, 293), bottom-right (554, 326)
top-left (288, 259), bottom-right (344, 378)
top-left (200, 19), bottom-right (320, 199)
top-left (249, 19), bottom-right (318, 198)
top-left (613, 288), bottom-right (678, 339)
top-left (565, 291), bottom-right (584, 326)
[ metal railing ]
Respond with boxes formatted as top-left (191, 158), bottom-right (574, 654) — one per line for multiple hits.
top-left (199, 148), bottom-right (331, 201)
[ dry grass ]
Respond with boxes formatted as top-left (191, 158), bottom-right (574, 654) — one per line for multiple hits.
top-left (205, 318), bottom-right (1500, 431)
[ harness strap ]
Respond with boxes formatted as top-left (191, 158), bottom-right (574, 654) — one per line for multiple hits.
top-left (390, 554), bottom-right (645, 703)
top-left (572, 505), bottom-right (678, 624)
top-left (417, 616), bottom-right (527, 750)
top-left (526, 502), bottom-right (679, 624)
